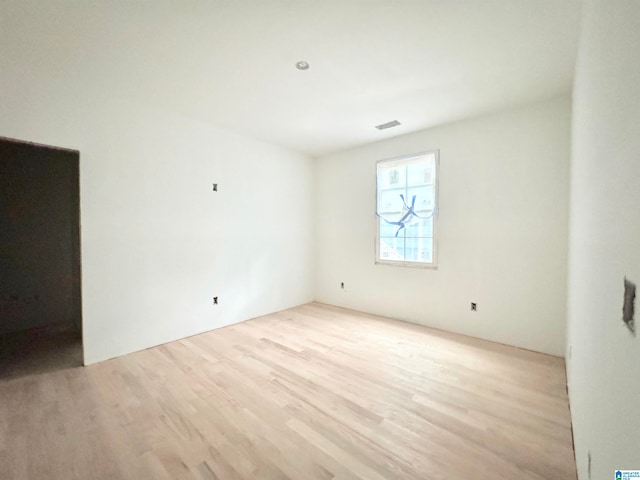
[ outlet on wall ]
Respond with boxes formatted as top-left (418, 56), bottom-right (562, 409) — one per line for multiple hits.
top-left (471, 302), bottom-right (477, 311)
top-left (213, 296), bottom-right (218, 305)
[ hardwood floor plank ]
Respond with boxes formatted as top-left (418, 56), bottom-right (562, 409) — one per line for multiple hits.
top-left (0, 302), bottom-right (577, 479)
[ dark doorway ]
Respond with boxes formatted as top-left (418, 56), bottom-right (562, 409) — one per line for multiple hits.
top-left (0, 137), bottom-right (83, 378)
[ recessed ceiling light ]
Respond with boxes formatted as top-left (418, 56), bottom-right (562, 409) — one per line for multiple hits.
top-left (375, 120), bottom-right (401, 130)
top-left (295, 61), bottom-right (310, 71)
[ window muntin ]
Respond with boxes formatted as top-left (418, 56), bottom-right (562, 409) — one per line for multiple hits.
top-left (376, 151), bottom-right (438, 268)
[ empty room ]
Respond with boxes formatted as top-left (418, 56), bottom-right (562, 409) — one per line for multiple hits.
top-left (1, 1), bottom-right (638, 479)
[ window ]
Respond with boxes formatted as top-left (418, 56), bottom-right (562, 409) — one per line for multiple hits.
top-left (376, 151), bottom-right (438, 268)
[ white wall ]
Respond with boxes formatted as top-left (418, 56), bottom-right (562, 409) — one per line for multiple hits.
top-left (316, 98), bottom-right (571, 356)
top-left (567, 1), bottom-right (640, 477)
top-left (0, 5), bottom-right (314, 364)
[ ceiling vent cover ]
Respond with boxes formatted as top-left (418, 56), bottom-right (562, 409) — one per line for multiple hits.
top-left (375, 120), bottom-right (401, 130)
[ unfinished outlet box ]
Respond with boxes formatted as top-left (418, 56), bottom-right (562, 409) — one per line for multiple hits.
top-left (213, 296), bottom-right (218, 305)
top-left (623, 277), bottom-right (636, 335)
top-left (471, 302), bottom-right (477, 311)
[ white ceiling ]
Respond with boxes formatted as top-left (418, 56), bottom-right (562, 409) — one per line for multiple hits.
top-left (2, 1), bottom-right (582, 157)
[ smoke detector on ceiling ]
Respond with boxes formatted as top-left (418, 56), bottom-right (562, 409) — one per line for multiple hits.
top-left (375, 120), bottom-right (401, 130)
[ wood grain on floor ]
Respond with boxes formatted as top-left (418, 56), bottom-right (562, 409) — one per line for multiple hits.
top-left (0, 302), bottom-right (577, 479)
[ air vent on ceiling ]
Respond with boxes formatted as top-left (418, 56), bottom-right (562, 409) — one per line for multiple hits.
top-left (375, 120), bottom-right (401, 130)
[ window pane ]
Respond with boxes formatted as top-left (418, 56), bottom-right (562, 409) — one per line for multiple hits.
top-left (404, 215), bottom-right (433, 237)
top-left (378, 188), bottom-right (405, 215)
top-left (379, 237), bottom-right (405, 261)
top-left (408, 155), bottom-right (435, 184)
top-left (377, 165), bottom-right (406, 190)
top-left (406, 162), bottom-right (425, 187)
top-left (406, 237), bottom-right (433, 263)
top-left (379, 220), bottom-right (401, 238)
top-left (406, 185), bottom-right (433, 213)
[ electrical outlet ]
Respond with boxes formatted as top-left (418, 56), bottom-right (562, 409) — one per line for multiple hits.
top-left (471, 302), bottom-right (477, 311)
top-left (212, 183), bottom-right (218, 192)
top-left (340, 282), bottom-right (345, 289)
top-left (213, 296), bottom-right (218, 305)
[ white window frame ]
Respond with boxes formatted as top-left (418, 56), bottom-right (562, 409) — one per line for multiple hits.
top-left (375, 150), bottom-right (439, 269)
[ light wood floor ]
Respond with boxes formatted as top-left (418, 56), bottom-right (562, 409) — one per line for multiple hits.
top-left (0, 303), bottom-right (577, 479)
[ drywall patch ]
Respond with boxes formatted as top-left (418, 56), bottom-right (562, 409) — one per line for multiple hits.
top-left (623, 277), bottom-right (636, 335)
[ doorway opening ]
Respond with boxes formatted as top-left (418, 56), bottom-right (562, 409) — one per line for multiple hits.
top-left (0, 136), bottom-right (83, 378)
